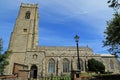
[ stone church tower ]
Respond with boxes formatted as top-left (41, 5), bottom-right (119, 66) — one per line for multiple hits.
top-left (6, 3), bottom-right (39, 75)
top-left (5, 3), bottom-right (120, 79)
top-left (8, 3), bottom-right (38, 52)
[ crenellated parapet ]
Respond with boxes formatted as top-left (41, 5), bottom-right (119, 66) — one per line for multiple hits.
top-left (37, 46), bottom-right (93, 51)
top-left (21, 3), bottom-right (38, 8)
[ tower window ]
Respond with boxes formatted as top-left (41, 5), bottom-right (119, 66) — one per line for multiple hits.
top-left (23, 29), bottom-right (27, 32)
top-left (25, 11), bottom-right (30, 19)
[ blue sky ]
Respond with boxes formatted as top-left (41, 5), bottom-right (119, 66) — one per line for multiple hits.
top-left (0, 0), bottom-right (114, 54)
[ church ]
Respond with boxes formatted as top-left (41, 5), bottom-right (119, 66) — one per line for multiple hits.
top-left (5, 3), bottom-right (120, 78)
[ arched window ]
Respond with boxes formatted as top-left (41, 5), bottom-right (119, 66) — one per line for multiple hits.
top-left (25, 11), bottom-right (30, 19)
top-left (110, 60), bottom-right (114, 69)
top-left (48, 59), bottom-right (55, 73)
top-left (63, 59), bottom-right (70, 73)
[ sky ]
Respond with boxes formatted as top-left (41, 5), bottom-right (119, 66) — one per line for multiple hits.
top-left (0, 0), bottom-right (115, 54)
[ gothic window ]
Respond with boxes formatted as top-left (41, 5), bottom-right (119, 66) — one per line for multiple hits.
top-left (25, 11), bottom-right (30, 19)
top-left (110, 60), bottom-right (114, 69)
top-left (63, 58), bottom-right (70, 73)
top-left (48, 59), bottom-right (55, 73)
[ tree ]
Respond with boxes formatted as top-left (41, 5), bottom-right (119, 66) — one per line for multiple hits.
top-left (107, 0), bottom-right (120, 11)
top-left (103, 13), bottom-right (120, 54)
top-left (0, 38), bottom-right (3, 54)
top-left (0, 38), bottom-right (11, 75)
top-left (88, 58), bottom-right (105, 74)
top-left (103, 0), bottom-right (120, 55)
top-left (0, 51), bottom-right (12, 75)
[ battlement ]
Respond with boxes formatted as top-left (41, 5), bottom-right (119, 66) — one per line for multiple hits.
top-left (21, 3), bottom-right (38, 8)
top-left (36, 46), bottom-right (93, 52)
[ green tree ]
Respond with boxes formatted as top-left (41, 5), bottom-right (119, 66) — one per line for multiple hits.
top-left (88, 58), bottom-right (105, 74)
top-left (0, 51), bottom-right (12, 75)
top-left (0, 38), bottom-right (3, 54)
top-left (0, 38), bottom-right (11, 75)
top-left (103, 0), bottom-right (120, 55)
top-left (107, 0), bottom-right (120, 11)
top-left (103, 13), bottom-right (120, 54)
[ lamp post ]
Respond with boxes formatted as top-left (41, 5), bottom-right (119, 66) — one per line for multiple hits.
top-left (74, 35), bottom-right (81, 72)
top-left (85, 53), bottom-right (88, 72)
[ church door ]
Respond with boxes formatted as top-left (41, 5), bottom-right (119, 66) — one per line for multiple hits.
top-left (30, 65), bottom-right (37, 78)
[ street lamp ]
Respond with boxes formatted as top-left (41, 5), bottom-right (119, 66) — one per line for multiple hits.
top-left (74, 35), bottom-right (81, 71)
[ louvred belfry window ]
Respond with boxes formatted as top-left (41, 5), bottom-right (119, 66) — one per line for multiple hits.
top-left (25, 11), bottom-right (30, 19)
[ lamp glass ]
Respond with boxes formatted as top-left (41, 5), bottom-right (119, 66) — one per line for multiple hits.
top-left (74, 35), bottom-right (79, 42)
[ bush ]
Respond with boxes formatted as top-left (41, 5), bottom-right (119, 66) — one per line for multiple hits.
top-left (88, 58), bottom-right (105, 74)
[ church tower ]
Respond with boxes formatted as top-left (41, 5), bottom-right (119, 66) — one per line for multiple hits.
top-left (8, 3), bottom-right (39, 52)
top-left (5, 3), bottom-right (39, 75)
